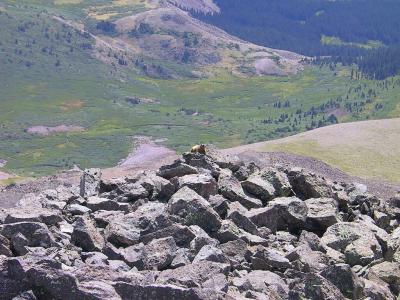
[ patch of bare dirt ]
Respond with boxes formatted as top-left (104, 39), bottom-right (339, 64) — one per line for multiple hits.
top-left (26, 125), bottom-right (85, 136)
top-left (102, 137), bottom-right (178, 179)
top-left (0, 171), bottom-right (12, 181)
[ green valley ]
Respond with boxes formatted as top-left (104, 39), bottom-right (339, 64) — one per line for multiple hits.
top-left (1, 0), bottom-right (400, 177)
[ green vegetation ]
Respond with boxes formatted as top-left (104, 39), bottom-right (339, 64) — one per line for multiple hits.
top-left (321, 35), bottom-right (384, 50)
top-left (257, 118), bottom-right (400, 183)
top-left (1, 0), bottom-right (400, 177)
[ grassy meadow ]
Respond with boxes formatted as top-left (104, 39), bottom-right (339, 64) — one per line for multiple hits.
top-left (1, 0), bottom-right (400, 177)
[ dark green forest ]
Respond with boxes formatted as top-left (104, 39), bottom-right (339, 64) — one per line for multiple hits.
top-left (195, 0), bottom-right (400, 79)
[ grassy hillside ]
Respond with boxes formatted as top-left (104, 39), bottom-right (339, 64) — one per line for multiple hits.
top-left (1, 0), bottom-right (400, 177)
top-left (230, 118), bottom-right (400, 183)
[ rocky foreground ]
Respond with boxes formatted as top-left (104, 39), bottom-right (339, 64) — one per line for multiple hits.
top-left (1, 152), bottom-right (400, 300)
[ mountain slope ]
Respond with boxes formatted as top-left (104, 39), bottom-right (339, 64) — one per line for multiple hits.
top-left (224, 118), bottom-right (400, 183)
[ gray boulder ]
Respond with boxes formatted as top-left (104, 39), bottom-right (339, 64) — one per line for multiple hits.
top-left (157, 160), bottom-right (198, 179)
top-left (141, 237), bottom-right (177, 270)
top-left (0, 234), bottom-right (13, 256)
top-left (80, 168), bottom-right (101, 198)
top-left (369, 261), bottom-right (400, 295)
top-left (193, 245), bottom-right (229, 264)
top-left (288, 168), bottom-right (334, 199)
top-left (320, 263), bottom-right (364, 299)
top-left (168, 187), bottom-right (221, 233)
top-left (251, 246), bottom-right (291, 271)
top-left (305, 273), bottom-right (346, 300)
top-left (305, 198), bottom-right (339, 233)
top-left (218, 170), bottom-right (262, 209)
top-left (234, 270), bottom-right (289, 298)
top-left (86, 197), bottom-right (128, 212)
top-left (2, 222), bottom-right (55, 250)
top-left (71, 217), bottom-right (104, 252)
top-left (177, 173), bottom-right (217, 199)
top-left (321, 222), bottom-right (382, 266)
top-left (226, 201), bottom-right (258, 235)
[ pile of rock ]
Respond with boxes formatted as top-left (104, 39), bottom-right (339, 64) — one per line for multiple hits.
top-left (1, 152), bottom-right (400, 299)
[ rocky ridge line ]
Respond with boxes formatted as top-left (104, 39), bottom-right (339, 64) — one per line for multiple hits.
top-left (1, 152), bottom-right (400, 299)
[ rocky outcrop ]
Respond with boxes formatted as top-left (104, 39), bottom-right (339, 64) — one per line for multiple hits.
top-left (0, 153), bottom-right (399, 299)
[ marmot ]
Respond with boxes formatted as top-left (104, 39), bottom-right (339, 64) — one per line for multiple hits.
top-left (191, 144), bottom-right (206, 155)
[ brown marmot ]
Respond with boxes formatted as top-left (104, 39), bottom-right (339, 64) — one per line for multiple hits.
top-left (191, 144), bottom-right (206, 155)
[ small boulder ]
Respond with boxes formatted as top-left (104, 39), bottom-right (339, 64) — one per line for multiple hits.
top-left (80, 168), bottom-right (101, 198)
top-left (321, 222), bottom-right (382, 266)
top-left (177, 173), bottom-right (217, 199)
top-left (218, 170), bottom-right (262, 209)
top-left (193, 245), bottom-right (229, 264)
top-left (305, 198), bottom-right (339, 233)
top-left (71, 217), bottom-right (104, 252)
top-left (168, 187), bottom-right (221, 233)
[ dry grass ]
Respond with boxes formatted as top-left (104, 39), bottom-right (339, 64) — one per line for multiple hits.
top-left (227, 118), bottom-right (400, 183)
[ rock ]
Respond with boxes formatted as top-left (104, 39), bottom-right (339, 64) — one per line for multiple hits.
top-left (11, 233), bottom-right (29, 256)
top-left (137, 172), bottom-right (176, 201)
top-left (1, 222), bottom-right (55, 249)
top-left (208, 195), bottom-right (229, 218)
top-left (156, 260), bottom-right (229, 290)
top-left (246, 206), bottom-right (278, 232)
top-left (120, 243), bottom-right (144, 268)
top-left (362, 278), bottom-right (396, 300)
top-left (182, 152), bottom-right (221, 177)
top-left (251, 246), bottom-right (291, 271)
top-left (219, 239), bottom-right (251, 269)
top-left (113, 182), bottom-right (149, 203)
top-left (168, 187), bottom-right (221, 233)
top-left (12, 290), bottom-right (38, 300)
top-left (105, 202), bottom-right (171, 247)
top-left (114, 282), bottom-right (217, 300)
top-left (288, 168), bottom-right (334, 199)
top-left (0, 234), bottom-right (13, 256)
top-left (305, 198), bottom-right (339, 233)
top-left (298, 231), bottom-right (325, 252)
top-left (218, 170), bottom-right (262, 209)
top-left (140, 224), bottom-right (195, 247)
top-left (234, 162), bottom-right (259, 181)
top-left (171, 248), bottom-right (191, 268)
top-left (320, 263), bottom-right (364, 299)
top-left (286, 244), bottom-right (330, 272)
top-left (65, 204), bottom-right (91, 215)
top-left (82, 252), bottom-right (109, 266)
top-left (4, 208), bottom-right (63, 226)
top-left (369, 262), bottom-right (400, 295)
top-left (177, 173), bottom-right (217, 199)
top-left (235, 270), bottom-right (289, 298)
top-left (189, 225), bottom-right (219, 253)
top-left (157, 160), bottom-right (198, 179)
top-left (108, 260), bottom-right (131, 272)
top-left (226, 201), bottom-right (258, 235)
top-left (80, 168), bottom-right (101, 198)
top-left (215, 220), bottom-right (241, 243)
top-left (141, 237), bottom-right (177, 270)
top-left (304, 273), bottom-right (346, 300)
top-left (71, 217), bottom-right (104, 252)
top-left (92, 210), bottom-right (125, 228)
top-left (77, 280), bottom-right (121, 299)
top-left (248, 196), bottom-right (307, 233)
top-left (241, 174), bottom-right (276, 202)
top-left (321, 222), bottom-right (382, 266)
top-left (193, 245), bottom-right (229, 264)
top-left (86, 196), bottom-right (128, 212)
top-left (259, 168), bottom-right (293, 197)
